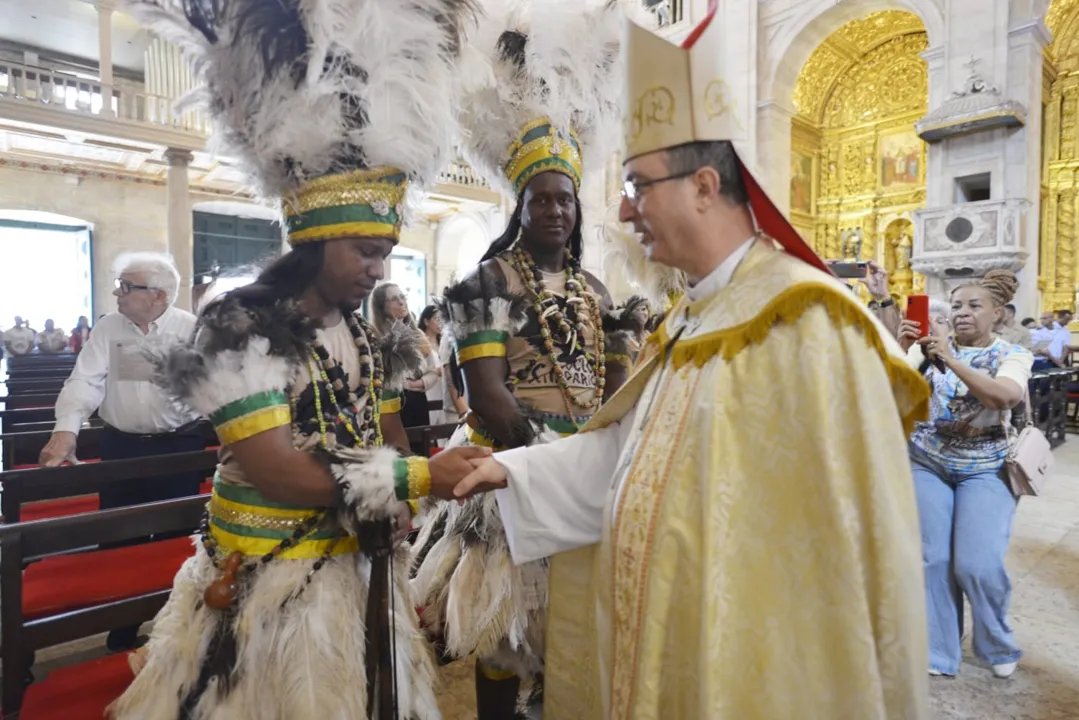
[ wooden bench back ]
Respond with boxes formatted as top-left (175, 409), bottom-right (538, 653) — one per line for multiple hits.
top-left (0, 495), bottom-right (208, 714)
top-left (0, 393), bottom-right (60, 410)
top-left (0, 449), bottom-right (219, 523)
top-left (0, 421), bottom-right (217, 471)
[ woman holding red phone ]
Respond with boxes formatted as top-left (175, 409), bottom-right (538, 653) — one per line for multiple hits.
top-left (898, 271), bottom-right (1034, 679)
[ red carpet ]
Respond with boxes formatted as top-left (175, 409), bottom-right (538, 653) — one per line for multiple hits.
top-left (23, 537), bottom-right (196, 619)
top-left (19, 480), bottom-right (213, 522)
top-left (20, 652), bottom-right (134, 720)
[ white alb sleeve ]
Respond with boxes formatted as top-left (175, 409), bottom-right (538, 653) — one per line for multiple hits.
top-left (494, 409), bottom-right (636, 565)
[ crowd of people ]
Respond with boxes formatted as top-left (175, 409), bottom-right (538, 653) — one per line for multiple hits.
top-left (0, 315), bottom-right (92, 357)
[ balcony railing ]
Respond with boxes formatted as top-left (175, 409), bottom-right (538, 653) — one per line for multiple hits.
top-left (644, 0), bottom-right (686, 28)
top-left (0, 61), bottom-right (211, 136)
top-left (0, 60), bottom-right (488, 191)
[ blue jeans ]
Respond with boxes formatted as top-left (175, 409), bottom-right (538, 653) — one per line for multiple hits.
top-left (912, 459), bottom-right (1021, 674)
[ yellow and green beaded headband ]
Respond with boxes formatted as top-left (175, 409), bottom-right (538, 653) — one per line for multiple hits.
top-left (284, 167), bottom-right (408, 246)
top-left (504, 117), bottom-right (583, 197)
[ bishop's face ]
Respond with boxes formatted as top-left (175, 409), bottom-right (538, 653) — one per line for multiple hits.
top-left (618, 151), bottom-right (699, 273)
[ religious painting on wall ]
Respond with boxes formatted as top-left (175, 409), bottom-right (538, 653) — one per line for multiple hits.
top-left (790, 151), bottom-right (814, 214)
top-left (879, 129), bottom-right (922, 188)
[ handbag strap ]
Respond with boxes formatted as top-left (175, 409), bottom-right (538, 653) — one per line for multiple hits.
top-left (1002, 386), bottom-right (1034, 432)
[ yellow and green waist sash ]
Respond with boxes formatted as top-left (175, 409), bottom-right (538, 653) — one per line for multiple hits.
top-left (466, 413), bottom-right (586, 450)
top-left (209, 474), bottom-right (359, 559)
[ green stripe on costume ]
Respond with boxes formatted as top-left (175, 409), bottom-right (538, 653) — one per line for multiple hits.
top-left (209, 390), bottom-right (288, 426)
top-left (520, 124), bottom-right (581, 154)
top-left (456, 330), bottom-right (510, 349)
top-left (213, 474), bottom-right (322, 511)
top-left (209, 514), bottom-right (339, 542)
top-left (286, 203), bottom-right (401, 235)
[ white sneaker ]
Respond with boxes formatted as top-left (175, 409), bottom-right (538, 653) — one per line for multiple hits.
top-left (992, 661), bottom-right (1018, 678)
top-left (928, 668), bottom-right (944, 676)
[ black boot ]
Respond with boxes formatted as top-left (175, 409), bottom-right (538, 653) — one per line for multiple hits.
top-left (475, 661), bottom-right (521, 720)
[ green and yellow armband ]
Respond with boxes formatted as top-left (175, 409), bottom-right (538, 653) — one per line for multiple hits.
top-left (208, 390), bottom-right (291, 445)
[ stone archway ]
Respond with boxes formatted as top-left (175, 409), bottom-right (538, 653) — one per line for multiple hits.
top-left (433, 212), bottom-right (492, 294)
top-left (756, 0), bottom-right (945, 210)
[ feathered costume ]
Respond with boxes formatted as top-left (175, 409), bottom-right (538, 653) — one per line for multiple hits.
top-left (409, 0), bottom-right (632, 692)
top-left (113, 1), bottom-right (475, 718)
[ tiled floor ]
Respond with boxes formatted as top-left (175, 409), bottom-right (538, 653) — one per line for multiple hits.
top-left (926, 440), bottom-right (1079, 719)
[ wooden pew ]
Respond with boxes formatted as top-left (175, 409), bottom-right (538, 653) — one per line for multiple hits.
top-left (1028, 367), bottom-right (1076, 447)
top-left (1, 379), bottom-right (66, 395)
top-left (1, 449), bottom-right (219, 524)
top-left (0, 422), bottom-right (218, 471)
top-left (0, 495), bottom-right (207, 716)
top-left (405, 423), bottom-right (460, 456)
top-left (1, 428), bottom-right (104, 472)
top-left (0, 393), bottom-right (60, 410)
top-left (3, 375), bottom-right (72, 386)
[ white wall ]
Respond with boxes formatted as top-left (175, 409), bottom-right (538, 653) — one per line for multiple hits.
top-left (0, 164), bottom-right (275, 316)
top-left (0, 164), bottom-right (170, 316)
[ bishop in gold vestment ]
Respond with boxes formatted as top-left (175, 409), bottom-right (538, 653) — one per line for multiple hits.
top-left (451, 3), bottom-right (931, 717)
top-left (487, 239), bottom-right (930, 718)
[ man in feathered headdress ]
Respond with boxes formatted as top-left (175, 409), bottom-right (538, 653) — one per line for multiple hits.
top-left (114, 1), bottom-right (488, 717)
top-left (451, 2), bottom-right (932, 717)
top-left (408, 1), bottom-right (638, 716)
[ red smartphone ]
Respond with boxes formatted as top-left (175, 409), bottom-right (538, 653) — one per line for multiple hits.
top-left (906, 294), bottom-right (930, 338)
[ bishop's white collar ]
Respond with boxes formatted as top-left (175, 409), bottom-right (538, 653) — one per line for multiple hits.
top-left (685, 237), bottom-right (756, 303)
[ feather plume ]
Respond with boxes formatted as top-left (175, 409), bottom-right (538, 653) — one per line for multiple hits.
top-left (456, 0), bottom-right (625, 197)
top-left (378, 320), bottom-right (427, 392)
top-left (126, 0), bottom-right (480, 221)
top-left (602, 205), bottom-right (687, 307)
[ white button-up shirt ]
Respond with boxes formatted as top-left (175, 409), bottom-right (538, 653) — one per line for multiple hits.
top-left (53, 306), bottom-right (201, 435)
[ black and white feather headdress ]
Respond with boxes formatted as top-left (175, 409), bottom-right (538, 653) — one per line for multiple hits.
top-left (127, 0), bottom-right (479, 242)
top-left (455, 0), bottom-right (624, 199)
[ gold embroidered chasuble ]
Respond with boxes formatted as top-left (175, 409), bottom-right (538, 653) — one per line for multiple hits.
top-left (543, 241), bottom-right (931, 719)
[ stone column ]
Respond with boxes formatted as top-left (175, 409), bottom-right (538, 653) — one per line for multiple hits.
top-left (97, 0), bottom-right (114, 115)
top-left (1007, 19), bottom-right (1051, 314)
top-left (755, 100), bottom-right (796, 213)
top-left (165, 148), bottom-right (195, 311)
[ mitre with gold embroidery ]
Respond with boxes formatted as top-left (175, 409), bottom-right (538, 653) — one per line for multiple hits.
top-left (622, 0), bottom-right (830, 274)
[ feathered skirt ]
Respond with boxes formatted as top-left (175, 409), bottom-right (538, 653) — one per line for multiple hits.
top-left (410, 425), bottom-right (548, 678)
top-left (110, 541), bottom-right (439, 720)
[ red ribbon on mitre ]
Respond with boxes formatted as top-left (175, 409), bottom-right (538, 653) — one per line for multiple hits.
top-left (680, 0), bottom-right (831, 275)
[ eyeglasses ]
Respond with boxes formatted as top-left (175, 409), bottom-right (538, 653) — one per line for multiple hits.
top-left (114, 278), bottom-right (154, 295)
top-left (621, 170), bottom-right (698, 204)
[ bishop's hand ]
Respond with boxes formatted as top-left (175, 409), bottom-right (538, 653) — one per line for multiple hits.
top-left (453, 457), bottom-right (508, 500)
top-left (428, 446), bottom-right (492, 500)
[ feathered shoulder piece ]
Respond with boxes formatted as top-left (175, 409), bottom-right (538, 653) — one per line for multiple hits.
top-left (456, 0), bottom-right (623, 198)
top-left (437, 263), bottom-right (529, 352)
top-left (377, 319), bottom-right (428, 393)
top-left (128, 0), bottom-right (478, 245)
top-left (150, 295), bottom-right (317, 417)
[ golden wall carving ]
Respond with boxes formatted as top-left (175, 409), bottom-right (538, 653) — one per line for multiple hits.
top-left (1041, 0), bottom-right (1079, 312)
top-left (791, 11), bottom-right (928, 303)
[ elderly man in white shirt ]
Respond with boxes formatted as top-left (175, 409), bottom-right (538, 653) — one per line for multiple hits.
top-left (3, 316), bottom-right (37, 355)
top-left (1031, 310), bottom-right (1071, 370)
top-left (38, 252), bottom-right (203, 650)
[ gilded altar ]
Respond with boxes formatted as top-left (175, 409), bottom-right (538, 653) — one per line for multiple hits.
top-left (790, 11), bottom-right (928, 303)
top-left (1042, 0), bottom-right (1079, 314)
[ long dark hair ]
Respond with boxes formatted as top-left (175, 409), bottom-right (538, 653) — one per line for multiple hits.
top-left (370, 282), bottom-right (417, 335)
top-left (479, 186), bottom-right (584, 266)
top-left (222, 242), bottom-right (325, 308)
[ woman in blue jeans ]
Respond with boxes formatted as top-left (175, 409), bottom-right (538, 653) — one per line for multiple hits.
top-left (899, 270), bottom-right (1033, 679)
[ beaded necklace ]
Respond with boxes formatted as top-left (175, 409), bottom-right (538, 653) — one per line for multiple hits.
top-left (200, 310), bottom-right (385, 608)
top-left (507, 245), bottom-right (606, 423)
